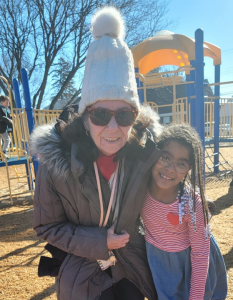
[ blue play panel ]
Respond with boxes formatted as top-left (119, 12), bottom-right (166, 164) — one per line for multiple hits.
top-left (0, 156), bottom-right (29, 167)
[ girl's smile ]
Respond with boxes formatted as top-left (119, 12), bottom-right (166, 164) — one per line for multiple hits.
top-left (159, 173), bottom-right (174, 180)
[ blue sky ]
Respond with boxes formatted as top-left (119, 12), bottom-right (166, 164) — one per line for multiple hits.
top-left (164, 0), bottom-right (233, 97)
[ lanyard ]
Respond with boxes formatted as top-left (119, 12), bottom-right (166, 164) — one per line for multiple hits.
top-left (93, 161), bottom-right (119, 227)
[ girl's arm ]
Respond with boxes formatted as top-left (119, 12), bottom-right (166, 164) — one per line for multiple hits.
top-left (187, 193), bottom-right (210, 300)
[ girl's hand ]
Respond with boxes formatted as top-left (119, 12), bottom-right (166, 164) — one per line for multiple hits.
top-left (107, 222), bottom-right (130, 250)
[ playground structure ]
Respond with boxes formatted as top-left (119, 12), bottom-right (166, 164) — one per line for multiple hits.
top-left (0, 74), bottom-right (34, 204)
top-left (132, 29), bottom-right (233, 178)
top-left (0, 28), bottom-right (233, 204)
top-left (0, 70), bottom-right (61, 204)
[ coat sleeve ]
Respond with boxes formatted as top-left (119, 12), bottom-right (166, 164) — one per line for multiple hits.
top-left (33, 164), bottom-right (109, 261)
top-left (0, 109), bottom-right (12, 125)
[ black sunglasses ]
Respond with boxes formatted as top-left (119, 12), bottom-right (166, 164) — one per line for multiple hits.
top-left (87, 107), bottom-right (138, 127)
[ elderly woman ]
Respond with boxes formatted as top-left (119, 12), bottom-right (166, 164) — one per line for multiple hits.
top-left (30, 7), bottom-right (162, 300)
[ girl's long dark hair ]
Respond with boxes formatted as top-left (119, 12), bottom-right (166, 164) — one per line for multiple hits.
top-left (156, 123), bottom-right (209, 226)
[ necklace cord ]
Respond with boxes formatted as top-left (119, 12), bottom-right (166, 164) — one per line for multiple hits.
top-left (93, 161), bottom-right (119, 227)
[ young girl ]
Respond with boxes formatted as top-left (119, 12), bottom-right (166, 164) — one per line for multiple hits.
top-left (141, 123), bottom-right (227, 300)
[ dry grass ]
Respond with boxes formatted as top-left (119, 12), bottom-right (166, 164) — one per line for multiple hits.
top-left (0, 146), bottom-right (232, 300)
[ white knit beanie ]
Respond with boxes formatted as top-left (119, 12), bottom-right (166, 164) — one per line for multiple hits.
top-left (78, 6), bottom-right (140, 115)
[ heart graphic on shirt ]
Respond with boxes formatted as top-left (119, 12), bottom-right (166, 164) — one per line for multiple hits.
top-left (167, 213), bottom-right (180, 225)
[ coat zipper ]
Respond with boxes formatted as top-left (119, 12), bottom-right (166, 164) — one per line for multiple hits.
top-left (87, 266), bottom-right (115, 300)
top-left (57, 253), bottom-right (72, 299)
top-left (117, 248), bottom-right (154, 300)
top-left (87, 265), bottom-right (100, 300)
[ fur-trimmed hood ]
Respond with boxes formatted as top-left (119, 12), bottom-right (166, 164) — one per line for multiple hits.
top-left (29, 105), bottom-right (162, 179)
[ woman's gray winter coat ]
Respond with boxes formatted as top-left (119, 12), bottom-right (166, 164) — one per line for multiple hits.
top-left (30, 106), bottom-right (162, 300)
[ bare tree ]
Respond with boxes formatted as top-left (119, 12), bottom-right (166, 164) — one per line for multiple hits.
top-left (51, 57), bottom-right (80, 109)
top-left (0, 0), bottom-right (36, 105)
top-left (0, 0), bottom-right (174, 109)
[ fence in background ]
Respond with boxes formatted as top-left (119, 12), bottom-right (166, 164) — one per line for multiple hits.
top-left (33, 109), bottom-right (62, 126)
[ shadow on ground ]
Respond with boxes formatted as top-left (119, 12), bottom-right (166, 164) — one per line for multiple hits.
top-left (29, 284), bottom-right (56, 300)
top-left (0, 195), bottom-right (33, 209)
top-left (206, 176), bottom-right (233, 190)
top-left (223, 246), bottom-right (233, 270)
top-left (0, 205), bottom-right (35, 242)
top-left (212, 186), bottom-right (233, 216)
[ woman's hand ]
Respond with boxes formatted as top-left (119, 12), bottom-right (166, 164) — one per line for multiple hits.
top-left (107, 222), bottom-right (130, 250)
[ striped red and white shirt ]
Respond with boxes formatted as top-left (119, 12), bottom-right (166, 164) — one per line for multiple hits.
top-left (141, 189), bottom-right (210, 300)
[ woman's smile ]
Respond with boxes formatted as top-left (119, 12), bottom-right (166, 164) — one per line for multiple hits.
top-left (103, 137), bottom-right (120, 142)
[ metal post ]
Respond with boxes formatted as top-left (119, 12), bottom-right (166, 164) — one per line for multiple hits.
top-left (139, 80), bottom-right (145, 104)
top-left (21, 68), bottom-right (35, 134)
top-left (185, 74), bottom-right (190, 122)
top-left (194, 29), bottom-right (205, 178)
top-left (185, 74), bottom-right (190, 99)
top-left (13, 78), bottom-right (22, 109)
top-left (194, 29), bottom-right (205, 148)
top-left (13, 78), bottom-right (25, 154)
top-left (21, 68), bottom-right (39, 176)
top-left (189, 61), bottom-right (196, 127)
top-left (135, 67), bottom-right (144, 104)
top-left (214, 65), bottom-right (220, 173)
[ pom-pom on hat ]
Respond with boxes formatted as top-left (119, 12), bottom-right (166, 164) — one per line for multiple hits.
top-left (78, 6), bottom-right (140, 115)
top-left (91, 6), bottom-right (125, 40)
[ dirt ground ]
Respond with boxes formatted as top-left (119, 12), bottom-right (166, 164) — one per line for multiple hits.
top-left (0, 146), bottom-right (233, 300)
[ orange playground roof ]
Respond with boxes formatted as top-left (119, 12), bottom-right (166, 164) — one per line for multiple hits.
top-left (131, 31), bottom-right (221, 75)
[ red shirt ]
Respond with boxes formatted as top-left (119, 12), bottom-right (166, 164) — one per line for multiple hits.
top-left (96, 154), bottom-right (117, 181)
